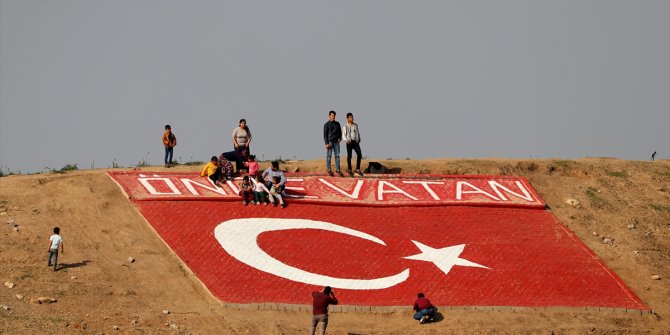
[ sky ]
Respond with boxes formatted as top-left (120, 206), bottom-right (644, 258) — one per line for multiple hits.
top-left (1, 0), bottom-right (669, 173)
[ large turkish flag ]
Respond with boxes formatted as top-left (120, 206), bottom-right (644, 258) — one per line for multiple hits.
top-left (133, 199), bottom-right (645, 309)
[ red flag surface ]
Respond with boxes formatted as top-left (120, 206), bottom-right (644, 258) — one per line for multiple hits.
top-left (108, 171), bottom-right (645, 309)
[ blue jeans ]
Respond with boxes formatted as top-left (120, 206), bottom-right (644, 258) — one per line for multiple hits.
top-left (326, 142), bottom-right (341, 172)
top-left (164, 147), bottom-right (174, 165)
top-left (413, 307), bottom-right (435, 320)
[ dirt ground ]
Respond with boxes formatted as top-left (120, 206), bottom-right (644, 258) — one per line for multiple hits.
top-left (1, 157), bottom-right (669, 334)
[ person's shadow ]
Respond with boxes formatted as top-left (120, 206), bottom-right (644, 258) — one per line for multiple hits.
top-left (430, 311), bottom-right (446, 323)
top-left (59, 260), bottom-right (91, 270)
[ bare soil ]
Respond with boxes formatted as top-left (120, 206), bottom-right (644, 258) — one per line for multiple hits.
top-left (1, 158), bottom-right (669, 334)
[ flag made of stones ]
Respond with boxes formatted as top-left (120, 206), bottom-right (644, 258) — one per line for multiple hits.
top-left (108, 171), bottom-right (646, 309)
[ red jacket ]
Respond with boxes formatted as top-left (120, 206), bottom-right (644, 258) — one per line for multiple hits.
top-left (312, 291), bottom-right (338, 315)
top-left (413, 297), bottom-right (434, 311)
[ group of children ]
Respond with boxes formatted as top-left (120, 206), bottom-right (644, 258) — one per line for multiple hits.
top-left (200, 155), bottom-right (286, 208)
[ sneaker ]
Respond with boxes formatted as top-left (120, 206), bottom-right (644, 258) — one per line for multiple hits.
top-left (328, 171), bottom-right (334, 177)
top-left (264, 202), bottom-right (268, 206)
top-left (281, 204), bottom-right (286, 208)
top-left (347, 170), bottom-right (354, 177)
top-left (355, 170), bottom-right (364, 177)
top-left (243, 200), bottom-right (247, 206)
top-left (419, 315), bottom-right (430, 324)
top-left (273, 203), bottom-right (277, 207)
top-left (254, 201), bottom-right (259, 205)
top-left (336, 170), bottom-right (344, 177)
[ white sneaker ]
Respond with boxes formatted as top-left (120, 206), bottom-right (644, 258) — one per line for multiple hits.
top-left (419, 315), bottom-right (429, 324)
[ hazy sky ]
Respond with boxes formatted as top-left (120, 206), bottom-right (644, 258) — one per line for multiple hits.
top-left (1, 1), bottom-right (668, 173)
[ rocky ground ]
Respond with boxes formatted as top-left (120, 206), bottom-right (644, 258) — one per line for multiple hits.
top-left (1, 157), bottom-right (669, 334)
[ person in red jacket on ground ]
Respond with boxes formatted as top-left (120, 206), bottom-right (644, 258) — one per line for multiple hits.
top-left (310, 286), bottom-right (338, 335)
top-left (413, 292), bottom-right (436, 324)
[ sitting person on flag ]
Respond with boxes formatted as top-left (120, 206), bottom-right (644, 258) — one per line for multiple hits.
top-left (238, 175), bottom-right (254, 206)
top-left (412, 292), bottom-right (436, 324)
top-left (270, 176), bottom-right (286, 208)
top-left (261, 161), bottom-right (287, 191)
top-left (200, 156), bottom-right (223, 187)
top-left (244, 154), bottom-right (259, 178)
top-left (217, 154), bottom-right (235, 180)
top-left (252, 175), bottom-right (271, 205)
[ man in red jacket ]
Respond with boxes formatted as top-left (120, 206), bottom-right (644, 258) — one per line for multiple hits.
top-left (310, 286), bottom-right (339, 335)
top-left (413, 292), bottom-right (436, 324)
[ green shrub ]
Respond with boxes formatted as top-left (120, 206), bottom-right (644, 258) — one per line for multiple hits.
top-left (606, 171), bottom-right (628, 178)
top-left (650, 204), bottom-right (670, 212)
top-left (585, 187), bottom-right (608, 209)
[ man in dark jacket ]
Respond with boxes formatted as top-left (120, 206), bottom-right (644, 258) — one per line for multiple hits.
top-left (310, 286), bottom-right (339, 335)
top-left (323, 111), bottom-right (343, 176)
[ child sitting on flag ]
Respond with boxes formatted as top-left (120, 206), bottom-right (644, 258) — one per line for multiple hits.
top-left (270, 176), bottom-right (286, 208)
top-left (244, 155), bottom-right (259, 178)
top-left (238, 175), bottom-right (254, 206)
top-left (217, 154), bottom-right (234, 181)
top-left (200, 156), bottom-right (223, 187)
top-left (252, 175), bottom-right (271, 205)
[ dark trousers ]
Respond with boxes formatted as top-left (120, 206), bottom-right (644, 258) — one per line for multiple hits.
top-left (208, 169), bottom-right (222, 183)
top-left (164, 147), bottom-right (174, 165)
top-left (235, 146), bottom-right (249, 171)
top-left (346, 142), bottom-right (362, 172)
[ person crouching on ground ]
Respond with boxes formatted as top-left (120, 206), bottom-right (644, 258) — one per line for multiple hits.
top-left (413, 292), bottom-right (436, 324)
top-left (310, 286), bottom-right (338, 335)
top-left (252, 175), bottom-right (271, 205)
top-left (238, 175), bottom-right (253, 205)
top-left (200, 156), bottom-right (223, 187)
top-left (270, 176), bottom-right (286, 208)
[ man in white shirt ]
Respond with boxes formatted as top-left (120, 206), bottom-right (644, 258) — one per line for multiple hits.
top-left (48, 226), bottom-right (64, 271)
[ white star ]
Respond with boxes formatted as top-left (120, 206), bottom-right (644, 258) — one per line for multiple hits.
top-left (403, 240), bottom-right (490, 276)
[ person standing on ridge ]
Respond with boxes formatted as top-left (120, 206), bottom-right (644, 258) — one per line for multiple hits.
top-left (162, 125), bottom-right (177, 168)
top-left (232, 119), bottom-right (252, 172)
top-left (323, 111), bottom-right (343, 177)
top-left (342, 112), bottom-right (363, 177)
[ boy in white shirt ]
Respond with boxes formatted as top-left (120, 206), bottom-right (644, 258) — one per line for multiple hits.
top-left (48, 226), bottom-right (64, 271)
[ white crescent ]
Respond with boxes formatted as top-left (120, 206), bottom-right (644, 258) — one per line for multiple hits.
top-left (214, 218), bottom-right (410, 290)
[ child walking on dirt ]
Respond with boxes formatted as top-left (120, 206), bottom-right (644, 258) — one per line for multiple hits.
top-left (48, 226), bottom-right (64, 271)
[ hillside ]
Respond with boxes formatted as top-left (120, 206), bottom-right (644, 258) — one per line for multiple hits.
top-left (1, 158), bottom-right (669, 334)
